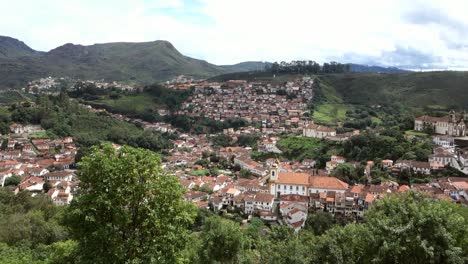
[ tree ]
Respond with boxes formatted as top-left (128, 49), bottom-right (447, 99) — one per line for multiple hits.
top-left (331, 163), bottom-right (361, 184)
top-left (43, 181), bottom-right (52, 193)
top-left (198, 216), bottom-right (247, 263)
top-left (245, 217), bottom-right (264, 247)
top-left (312, 223), bottom-right (370, 264)
top-left (239, 169), bottom-right (253, 179)
top-left (64, 144), bottom-right (196, 264)
top-left (363, 191), bottom-right (468, 263)
top-left (304, 211), bottom-right (335, 235)
top-left (4, 175), bottom-right (21, 186)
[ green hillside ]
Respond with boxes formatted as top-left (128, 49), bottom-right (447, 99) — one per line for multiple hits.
top-left (0, 36), bottom-right (41, 58)
top-left (319, 72), bottom-right (468, 110)
top-left (0, 37), bottom-right (271, 88)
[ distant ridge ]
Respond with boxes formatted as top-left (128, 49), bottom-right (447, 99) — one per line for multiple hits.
top-left (0, 36), bottom-right (42, 58)
top-left (0, 36), bottom-right (425, 88)
top-left (0, 36), bottom-right (270, 88)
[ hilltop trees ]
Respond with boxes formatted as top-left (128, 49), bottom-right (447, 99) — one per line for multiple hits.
top-left (65, 144), bottom-right (196, 264)
top-left (268, 61), bottom-right (350, 74)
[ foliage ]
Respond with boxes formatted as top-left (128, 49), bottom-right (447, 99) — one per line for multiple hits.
top-left (363, 191), bottom-right (468, 263)
top-left (331, 163), bottom-right (366, 184)
top-left (304, 211), bottom-right (335, 235)
top-left (237, 134), bottom-right (260, 148)
top-left (0, 189), bottom-right (67, 246)
top-left (4, 175), bottom-right (21, 186)
top-left (211, 134), bottom-right (233, 147)
top-left (267, 61), bottom-right (350, 74)
top-left (0, 189), bottom-right (71, 264)
top-left (64, 144), bottom-right (197, 263)
top-left (198, 216), bottom-right (248, 264)
top-left (239, 169), bottom-right (253, 179)
top-left (277, 136), bottom-right (326, 161)
top-left (10, 94), bottom-right (174, 152)
top-left (343, 132), bottom-right (433, 162)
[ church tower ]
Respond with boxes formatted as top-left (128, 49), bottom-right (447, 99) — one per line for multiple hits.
top-left (270, 162), bottom-right (279, 181)
top-left (450, 110), bottom-right (456, 123)
top-left (269, 160), bottom-right (280, 195)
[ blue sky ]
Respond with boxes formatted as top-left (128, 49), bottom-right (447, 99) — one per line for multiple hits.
top-left (1, 0), bottom-right (468, 69)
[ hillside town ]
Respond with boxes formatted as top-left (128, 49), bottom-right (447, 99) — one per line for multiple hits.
top-left (3, 2), bottom-right (468, 262)
top-left (3, 77), bottom-right (468, 232)
top-left (178, 78), bottom-right (313, 128)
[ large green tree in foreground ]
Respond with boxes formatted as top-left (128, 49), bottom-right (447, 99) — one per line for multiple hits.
top-left (65, 144), bottom-right (196, 264)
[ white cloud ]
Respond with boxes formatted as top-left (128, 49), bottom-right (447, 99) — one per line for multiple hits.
top-left (1, 0), bottom-right (468, 68)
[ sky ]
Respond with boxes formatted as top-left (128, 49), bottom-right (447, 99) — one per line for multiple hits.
top-left (1, 0), bottom-right (468, 69)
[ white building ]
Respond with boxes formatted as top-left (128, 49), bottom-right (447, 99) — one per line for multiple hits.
top-left (414, 111), bottom-right (466, 136)
top-left (269, 163), bottom-right (348, 196)
top-left (303, 123), bottom-right (336, 139)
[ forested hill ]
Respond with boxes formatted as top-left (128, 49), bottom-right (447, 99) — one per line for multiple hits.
top-left (0, 36), bottom-right (268, 88)
top-left (318, 71), bottom-right (468, 110)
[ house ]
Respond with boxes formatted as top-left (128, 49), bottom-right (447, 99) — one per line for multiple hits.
top-left (185, 191), bottom-right (208, 202)
top-left (47, 182), bottom-right (74, 205)
top-left (210, 196), bottom-right (224, 211)
top-left (381, 159), bottom-right (394, 168)
top-left (432, 135), bottom-right (455, 148)
top-left (301, 159), bottom-right (316, 168)
top-left (251, 193), bottom-right (275, 212)
top-left (234, 155), bottom-right (267, 176)
top-left (280, 201), bottom-right (308, 231)
top-left (29, 167), bottom-right (49, 177)
top-left (18, 176), bottom-right (44, 192)
top-left (303, 122), bottom-right (336, 139)
top-left (428, 151), bottom-right (455, 166)
top-left (394, 160), bottom-right (431, 175)
top-left (326, 155), bottom-right (346, 172)
top-left (284, 208), bottom-right (307, 231)
top-left (309, 176), bottom-right (349, 194)
top-left (9, 123), bottom-right (24, 134)
top-left (43, 170), bottom-right (75, 182)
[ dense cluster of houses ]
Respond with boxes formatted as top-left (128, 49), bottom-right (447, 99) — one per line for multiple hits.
top-left (25, 77), bottom-right (136, 94)
top-left (177, 78), bottom-right (314, 128)
top-left (179, 157), bottom-right (468, 231)
top-left (0, 123), bottom-right (77, 205)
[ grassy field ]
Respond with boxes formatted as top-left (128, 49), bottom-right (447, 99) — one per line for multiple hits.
top-left (313, 103), bottom-right (349, 125)
top-left (189, 169), bottom-right (209, 176)
top-left (97, 93), bottom-right (157, 114)
top-left (405, 130), bottom-right (428, 137)
top-left (29, 131), bottom-right (50, 139)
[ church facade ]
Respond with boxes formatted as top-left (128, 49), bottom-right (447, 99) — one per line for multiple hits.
top-left (414, 110), bottom-right (466, 137)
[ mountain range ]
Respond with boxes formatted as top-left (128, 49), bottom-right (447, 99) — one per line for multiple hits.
top-left (0, 35), bottom-right (408, 88)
